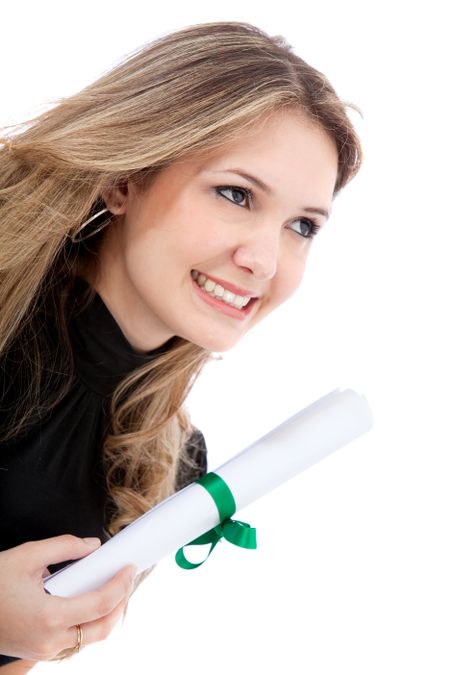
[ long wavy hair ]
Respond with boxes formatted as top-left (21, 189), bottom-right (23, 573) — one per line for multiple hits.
top-left (0, 21), bottom-right (362, 535)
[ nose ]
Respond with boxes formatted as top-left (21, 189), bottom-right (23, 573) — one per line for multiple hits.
top-left (232, 224), bottom-right (280, 281)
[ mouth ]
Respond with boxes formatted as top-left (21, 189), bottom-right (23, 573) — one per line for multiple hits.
top-left (191, 270), bottom-right (258, 314)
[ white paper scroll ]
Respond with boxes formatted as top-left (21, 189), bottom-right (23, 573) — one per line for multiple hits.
top-left (44, 388), bottom-right (373, 597)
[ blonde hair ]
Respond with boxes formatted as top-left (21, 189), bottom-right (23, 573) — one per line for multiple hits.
top-left (0, 21), bottom-right (362, 534)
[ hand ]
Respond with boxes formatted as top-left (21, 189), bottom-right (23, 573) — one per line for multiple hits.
top-left (0, 535), bottom-right (136, 661)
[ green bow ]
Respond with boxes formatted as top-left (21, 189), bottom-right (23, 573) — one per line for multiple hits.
top-left (175, 472), bottom-right (257, 570)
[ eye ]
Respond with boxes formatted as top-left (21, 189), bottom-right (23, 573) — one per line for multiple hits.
top-left (215, 186), bottom-right (253, 208)
top-left (288, 218), bottom-right (320, 239)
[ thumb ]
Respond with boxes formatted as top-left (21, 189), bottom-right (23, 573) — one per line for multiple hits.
top-left (20, 535), bottom-right (101, 573)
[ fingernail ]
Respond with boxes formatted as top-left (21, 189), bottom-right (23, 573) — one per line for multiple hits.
top-left (83, 537), bottom-right (101, 547)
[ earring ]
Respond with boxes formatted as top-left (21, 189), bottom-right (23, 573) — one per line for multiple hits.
top-left (69, 208), bottom-right (110, 243)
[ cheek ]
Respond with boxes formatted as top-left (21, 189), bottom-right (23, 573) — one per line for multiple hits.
top-left (120, 228), bottom-right (167, 294)
top-left (275, 251), bottom-right (308, 304)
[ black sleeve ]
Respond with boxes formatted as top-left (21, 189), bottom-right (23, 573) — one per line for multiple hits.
top-left (175, 428), bottom-right (208, 491)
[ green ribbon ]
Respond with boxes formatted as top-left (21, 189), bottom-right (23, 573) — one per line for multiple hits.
top-left (175, 472), bottom-right (257, 570)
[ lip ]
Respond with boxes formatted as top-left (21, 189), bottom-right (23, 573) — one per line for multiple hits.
top-left (191, 276), bottom-right (258, 320)
top-left (192, 270), bottom-right (259, 299)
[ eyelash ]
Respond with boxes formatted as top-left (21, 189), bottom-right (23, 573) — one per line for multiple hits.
top-left (215, 185), bottom-right (320, 239)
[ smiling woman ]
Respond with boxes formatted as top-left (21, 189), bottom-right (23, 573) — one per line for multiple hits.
top-left (92, 112), bottom-right (337, 352)
top-left (0, 21), bottom-right (360, 670)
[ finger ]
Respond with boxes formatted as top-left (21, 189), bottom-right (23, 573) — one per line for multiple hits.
top-left (19, 535), bottom-right (101, 572)
top-left (67, 596), bottom-right (129, 650)
top-left (54, 565), bottom-right (136, 626)
top-left (53, 622), bottom-right (85, 660)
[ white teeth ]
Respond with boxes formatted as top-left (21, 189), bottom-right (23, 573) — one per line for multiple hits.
top-left (191, 270), bottom-right (252, 310)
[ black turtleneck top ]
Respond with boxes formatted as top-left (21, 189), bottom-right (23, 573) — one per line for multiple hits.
top-left (0, 280), bottom-right (207, 666)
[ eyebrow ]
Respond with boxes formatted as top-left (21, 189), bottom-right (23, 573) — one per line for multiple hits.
top-left (211, 168), bottom-right (330, 220)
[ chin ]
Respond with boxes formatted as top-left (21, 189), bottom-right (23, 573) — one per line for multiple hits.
top-left (186, 332), bottom-right (243, 353)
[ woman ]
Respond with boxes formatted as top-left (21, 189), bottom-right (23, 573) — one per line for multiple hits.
top-left (0, 21), bottom-right (361, 671)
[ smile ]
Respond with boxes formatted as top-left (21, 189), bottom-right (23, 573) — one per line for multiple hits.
top-left (191, 270), bottom-right (253, 310)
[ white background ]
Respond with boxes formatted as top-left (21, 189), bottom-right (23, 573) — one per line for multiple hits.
top-left (1, 0), bottom-right (449, 672)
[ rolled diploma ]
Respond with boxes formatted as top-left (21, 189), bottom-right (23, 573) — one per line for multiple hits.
top-left (44, 388), bottom-right (372, 596)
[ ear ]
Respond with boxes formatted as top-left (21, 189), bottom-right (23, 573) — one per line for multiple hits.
top-left (101, 183), bottom-right (129, 215)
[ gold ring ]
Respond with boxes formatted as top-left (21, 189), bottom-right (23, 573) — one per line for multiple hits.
top-left (75, 624), bottom-right (83, 653)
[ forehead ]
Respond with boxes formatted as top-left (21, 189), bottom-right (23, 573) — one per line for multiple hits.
top-left (180, 110), bottom-right (336, 171)
top-left (177, 110), bottom-right (338, 202)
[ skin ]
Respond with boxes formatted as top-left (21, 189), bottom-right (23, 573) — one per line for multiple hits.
top-left (0, 536), bottom-right (136, 667)
top-left (94, 110), bottom-right (338, 353)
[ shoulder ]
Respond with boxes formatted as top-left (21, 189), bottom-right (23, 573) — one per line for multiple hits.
top-left (176, 427), bottom-right (208, 490)
top-left (186, 427), bottom-right (207, 463)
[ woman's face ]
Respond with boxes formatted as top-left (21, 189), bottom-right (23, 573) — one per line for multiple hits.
top-left (97, 110), bottom-right (338, 352)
